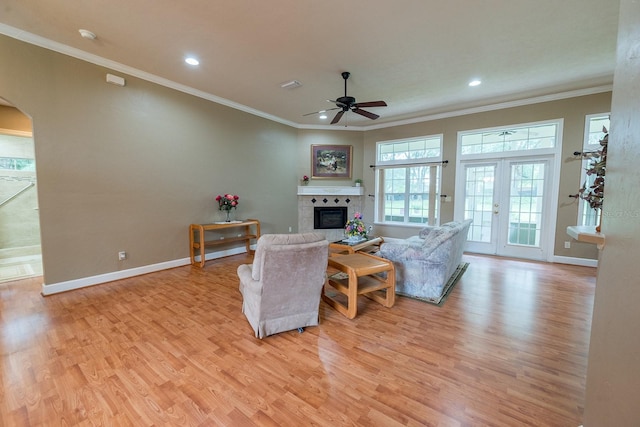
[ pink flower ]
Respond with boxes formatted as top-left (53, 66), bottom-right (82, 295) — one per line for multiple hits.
top-left (344, 212), bottom-right (367, 238)
top-left (216, 193), bottom-right (239, 210)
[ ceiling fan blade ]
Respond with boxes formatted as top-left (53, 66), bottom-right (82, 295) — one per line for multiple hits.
top-left (352, 108), bottom-right (380, 120)
top-left (303, 107), bottom-right (340, 116)
top-left (331, 110), bottom-right (346, 124)
top-left (353, 100), bottom-right (387, 108)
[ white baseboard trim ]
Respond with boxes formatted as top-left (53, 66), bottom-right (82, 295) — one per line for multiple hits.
top-left (41, 246), bottom-right (252, 296)
top-left (552, 255), bottom-right (598, 268)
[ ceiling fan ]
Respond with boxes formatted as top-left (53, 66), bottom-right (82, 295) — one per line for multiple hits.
top-left (305, 72), bottom-right (387, 124)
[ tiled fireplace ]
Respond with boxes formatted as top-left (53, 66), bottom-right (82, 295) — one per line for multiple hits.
top-left (297, 186), bottom-right (365, 242)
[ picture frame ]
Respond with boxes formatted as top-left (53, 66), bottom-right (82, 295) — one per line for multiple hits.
top-left (311, 144), bottom-right (352, 179)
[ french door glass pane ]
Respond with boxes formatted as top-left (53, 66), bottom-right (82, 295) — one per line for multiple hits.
top-left (464, 165), bottom-right (494, 243)
top-left (508, 162), bottom-right (545, 246)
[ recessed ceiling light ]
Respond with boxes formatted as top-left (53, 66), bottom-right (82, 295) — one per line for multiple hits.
top-left (78, 29), bottom-right (97, 40)
top-left (468, 79), bottom-right (482, 87)
top-left (319, 114), bottom-right (327, 120)
top-left (185, 57), bottom-right (200, 66)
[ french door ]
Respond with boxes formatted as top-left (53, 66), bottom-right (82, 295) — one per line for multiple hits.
top-left (459, 158), bottom-right (552, 260)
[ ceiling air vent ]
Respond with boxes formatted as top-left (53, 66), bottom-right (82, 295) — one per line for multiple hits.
top-left (280, 80), bottom-right (302, 90)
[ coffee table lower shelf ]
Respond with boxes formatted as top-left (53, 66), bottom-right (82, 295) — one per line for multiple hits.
top-left (323, 252), bottom-right (395, 319)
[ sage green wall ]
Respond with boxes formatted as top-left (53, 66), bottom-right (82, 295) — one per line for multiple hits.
top-left (362, 92), bottom-right (612, 260)
top-left (0, 35), bottom-right (298, 285)
top-left (0, 31), bottom-right (613, 287)
top-left (296, 129), bottom-right (364, 187)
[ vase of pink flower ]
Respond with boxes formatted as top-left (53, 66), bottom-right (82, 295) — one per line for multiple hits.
top-left (344, 212), bottom-right (367, 242)
top-left (301, 175), bottom-right (310, 186)
top-left (216, 193), bottom-right (239, 222)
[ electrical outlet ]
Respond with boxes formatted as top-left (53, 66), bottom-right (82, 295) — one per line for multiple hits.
top-left (288, 226), bottom-right (292, 232)
top-left (118, 251), bottom-right (127, 260)
top-left (564, 241), bottom-right (571, 249)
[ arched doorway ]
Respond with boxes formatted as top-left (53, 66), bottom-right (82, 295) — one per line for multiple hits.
top-left (0, 98), bottom-right (42, 283)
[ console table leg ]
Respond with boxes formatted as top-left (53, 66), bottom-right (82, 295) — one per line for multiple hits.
top-left (198, 226), bottom-right (205, 267)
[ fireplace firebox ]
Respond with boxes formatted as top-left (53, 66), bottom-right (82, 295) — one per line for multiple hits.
top-left (314, 206), bottom-right (347, 230)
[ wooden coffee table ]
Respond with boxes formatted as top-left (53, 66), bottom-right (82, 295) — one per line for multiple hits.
top-left (323, 252), bottom-right (395, 319)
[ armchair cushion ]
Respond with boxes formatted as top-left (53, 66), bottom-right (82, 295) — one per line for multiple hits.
top-left (250, 233), bottom-right (326, 281)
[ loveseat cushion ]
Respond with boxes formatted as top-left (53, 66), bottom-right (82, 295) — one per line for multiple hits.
top-left (418, 226), bottom-right (437, 239)
top-left (421, 227), bottom-right (456, 253)
top-left (420, 226), bottom-right (450, 244)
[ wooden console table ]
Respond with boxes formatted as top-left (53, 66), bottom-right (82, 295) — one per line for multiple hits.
top-left (189, 219), bottom-right (260, 267)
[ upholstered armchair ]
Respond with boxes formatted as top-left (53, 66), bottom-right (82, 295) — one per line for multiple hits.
top-left (237, 233), bottom-right (329, 338)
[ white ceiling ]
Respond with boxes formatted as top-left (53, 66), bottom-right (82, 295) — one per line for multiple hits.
top-left (0, 1), bottom-right (620, 129)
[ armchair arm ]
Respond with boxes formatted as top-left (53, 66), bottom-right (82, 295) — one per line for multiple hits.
top-left (237, 264), bottom-right (263, 296)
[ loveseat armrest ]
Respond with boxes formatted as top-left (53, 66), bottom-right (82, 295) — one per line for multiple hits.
top-left (379, 236), bottom-right (409, 245)
top-left (379, 239), bottom-right (426, 261)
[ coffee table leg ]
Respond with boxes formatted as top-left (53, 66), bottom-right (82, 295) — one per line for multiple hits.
top-left (322, 284), bottom-right (355, 319)
top-left (323, 273), bottom-right (359, 319)
top-left (346, 270), bottom-right (358, 319)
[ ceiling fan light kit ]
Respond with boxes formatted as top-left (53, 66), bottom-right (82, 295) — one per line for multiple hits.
top-left (305, 71), bottom-right (387, 124)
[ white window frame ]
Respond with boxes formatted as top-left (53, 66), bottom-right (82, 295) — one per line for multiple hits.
top-left (454, 119), bottom-right (563, 262)
top-left (374, 135), bottom-right (443, 227)
top-left (458, 119), bottom-right (561, 161)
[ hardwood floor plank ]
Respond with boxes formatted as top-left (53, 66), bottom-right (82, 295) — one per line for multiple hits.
top-left (0, 253), bottom-right (595, 426)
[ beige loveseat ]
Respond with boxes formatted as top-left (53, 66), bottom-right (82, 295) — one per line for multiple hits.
top-left (378, 220), bottom-right (472, 302)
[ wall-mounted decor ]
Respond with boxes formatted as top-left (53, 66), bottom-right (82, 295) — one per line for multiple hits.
top-left (579, 126), bottom-right (608, 232)
top-left (311, 145), bottom-right (352, 179)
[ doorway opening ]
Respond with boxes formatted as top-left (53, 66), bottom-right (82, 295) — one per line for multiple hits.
top-left (0, 98), bottom-right (42, 283)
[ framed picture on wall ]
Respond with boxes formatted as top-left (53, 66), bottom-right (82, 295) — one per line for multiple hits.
top-left (311, 145), bottom-right (352, 179)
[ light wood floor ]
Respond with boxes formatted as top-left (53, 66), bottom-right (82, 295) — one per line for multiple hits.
top-left (0, 253), bottom-right (596, 426)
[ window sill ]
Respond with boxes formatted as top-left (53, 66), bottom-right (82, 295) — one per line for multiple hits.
top-left (567, 226), bottom-right (605, 249)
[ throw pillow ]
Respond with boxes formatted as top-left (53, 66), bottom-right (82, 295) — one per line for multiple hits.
top-left (419, 226), bottom-right (437, 239)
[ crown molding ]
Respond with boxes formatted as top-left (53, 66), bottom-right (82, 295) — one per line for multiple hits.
top-left (359, 85), bottom-right (613, 131)
top-left (1, 23), bottom-right (612, 133)
top-left (0, 23), bottom-right (298, 128)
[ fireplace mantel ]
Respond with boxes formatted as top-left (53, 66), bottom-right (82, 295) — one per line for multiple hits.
top-left (297, 186), bottom-right (364, 196)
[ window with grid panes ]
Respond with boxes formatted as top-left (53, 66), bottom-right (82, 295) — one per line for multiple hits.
top-left (375, 136), bottom-right (443, 225)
